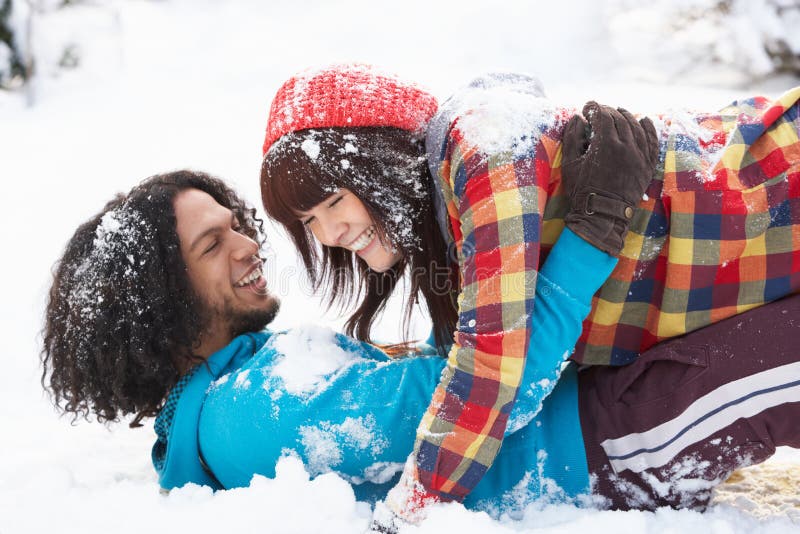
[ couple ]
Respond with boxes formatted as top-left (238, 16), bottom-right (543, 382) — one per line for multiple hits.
top-left (42, 64), bottom-right (800, 529)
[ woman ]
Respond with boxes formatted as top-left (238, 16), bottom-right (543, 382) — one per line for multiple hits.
top-left (260, 64), bottom-right (800, 522)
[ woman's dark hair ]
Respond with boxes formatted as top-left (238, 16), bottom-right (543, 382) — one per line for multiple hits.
top-left (261, 127), bottom-right (458, 352)
top-left (41, 170), bottom-right (265, 426)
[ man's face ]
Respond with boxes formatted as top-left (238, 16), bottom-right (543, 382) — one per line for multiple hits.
top-left (174, 188), bottom-right (279, 342)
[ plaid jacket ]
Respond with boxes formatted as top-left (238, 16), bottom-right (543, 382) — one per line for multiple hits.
top-left (390, 79), bottom-right (800, 510)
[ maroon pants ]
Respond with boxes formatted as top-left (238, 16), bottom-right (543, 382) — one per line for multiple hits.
top-left (578, 294), bottom-right (800, 510)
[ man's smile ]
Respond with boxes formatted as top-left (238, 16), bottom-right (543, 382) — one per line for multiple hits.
top-left (234, 261), bottom-right (265, 289)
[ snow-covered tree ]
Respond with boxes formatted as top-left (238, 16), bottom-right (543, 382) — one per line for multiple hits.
top-left (0, 0), bottom-right (26, 88)
top-left (0, 0), bottom-right (122, 95)
top-left (763, 0), bottom-right (800, 75)
top-left (607, 0), bottom-right (800, 84)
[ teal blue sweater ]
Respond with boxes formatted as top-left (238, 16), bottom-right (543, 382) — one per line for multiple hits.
top-left (152, 229), bottom-right (617, 513)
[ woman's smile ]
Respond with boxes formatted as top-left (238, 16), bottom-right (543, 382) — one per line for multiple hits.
top-left (346, 225), bottom-right (376, 252)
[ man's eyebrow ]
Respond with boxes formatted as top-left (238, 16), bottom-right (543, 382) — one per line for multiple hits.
top-left (188, 211), bottom-right (237, 253)
top-left (189, 226), bottom-right (221, 253)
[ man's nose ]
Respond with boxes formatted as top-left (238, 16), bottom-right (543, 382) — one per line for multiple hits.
top-left (231, 230), bottom-right (259, 260)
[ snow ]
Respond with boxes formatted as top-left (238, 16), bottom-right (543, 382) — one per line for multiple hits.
top-left (299, 424), bottom-right (344, 476)
top-left (94, 208), bottom-right (137, 250)
top-left (67, 204), bottom-right (154, 323)
top-left (233, 369), bottom-right (251, 390)
top-left (604, 0), bottom-right (800, 86)
top-left (300, 138), bottom-right (321, 160)
top-left (299, 415), bottom-right (387, 476)
top-left (1, 1), bottom-right (799, 533)
top-left (440, 73), bottom-right (559, 157)
top-left (361, 462), bottom-right (405, 485)
top-left (269, 325), bottom-right (364, 396)
top-left (266, 126), bottom-right (428, 250)
top-left (714, 462), bottom-right (800, 522)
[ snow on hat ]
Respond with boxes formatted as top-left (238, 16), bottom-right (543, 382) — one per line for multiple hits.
top-left (262, 63), bottom-right (438, 156)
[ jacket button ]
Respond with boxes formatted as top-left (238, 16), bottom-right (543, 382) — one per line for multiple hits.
top-left (624, 206), bottom-right (634, 219)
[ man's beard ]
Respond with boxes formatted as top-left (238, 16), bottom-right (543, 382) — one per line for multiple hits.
top-left (201, 294), bottom-right (280, 339)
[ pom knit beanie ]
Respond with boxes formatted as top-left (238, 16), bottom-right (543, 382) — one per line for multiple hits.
top-left (262, 64), bottom-right (438, 156)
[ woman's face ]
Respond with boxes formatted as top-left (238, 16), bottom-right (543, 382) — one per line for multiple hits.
top-left (296, 189), bottom-right (402, 272)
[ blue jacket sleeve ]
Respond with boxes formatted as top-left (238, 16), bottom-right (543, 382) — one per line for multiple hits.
top-left (192, 230), bottom-right (614, 496)
top-left (507, 227), bottom-right (617, 434)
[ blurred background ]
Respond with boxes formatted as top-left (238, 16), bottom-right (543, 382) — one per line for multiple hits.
top-left (1, 1), bottom-right (798, 532)
top-left (3, 0), bottom-right (799, 337)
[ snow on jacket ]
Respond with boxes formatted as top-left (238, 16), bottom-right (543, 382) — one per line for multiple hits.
top-left (152, 228), bottom-right (616, 514)
top-left (401, 74), bottom-right (800, 505)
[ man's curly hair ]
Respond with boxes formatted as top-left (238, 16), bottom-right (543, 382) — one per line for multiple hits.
top-left (41, 170), bottom-right (266, 427)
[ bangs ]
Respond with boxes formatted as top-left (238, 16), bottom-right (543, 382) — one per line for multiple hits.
top-left (261, 127), bottom-right (429, 252)
top-left (260, 131), bottom-right (341, 226)
top-left (258, 126), bottom-right (456, 348)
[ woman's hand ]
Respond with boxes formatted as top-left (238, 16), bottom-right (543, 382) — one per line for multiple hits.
top-left (561, 102), bottom-right (660, 255)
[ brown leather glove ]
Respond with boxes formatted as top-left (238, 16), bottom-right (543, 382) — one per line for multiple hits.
top-left (561, 101), bottom-right (659, 255)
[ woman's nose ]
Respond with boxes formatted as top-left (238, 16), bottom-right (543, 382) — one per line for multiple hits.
top-left (314, 217), bottom-right (347, 247)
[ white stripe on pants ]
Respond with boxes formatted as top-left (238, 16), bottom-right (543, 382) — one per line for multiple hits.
top-left (601, 361), bottom-right (800, 473)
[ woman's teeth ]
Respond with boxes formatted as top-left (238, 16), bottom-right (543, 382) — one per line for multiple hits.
top-left (235, 267), bottom-right (263, 287)
top-left (348, 226), bottom-right (376, 252)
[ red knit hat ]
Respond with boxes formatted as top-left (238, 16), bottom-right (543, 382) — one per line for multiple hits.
top-left (262, 64), bottom-right (438, 156)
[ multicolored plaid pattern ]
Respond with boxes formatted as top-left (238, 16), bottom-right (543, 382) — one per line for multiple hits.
top-left (573, 87), bottom-right (800, 364)
top-left (405, 87), bottom-right (800, 504)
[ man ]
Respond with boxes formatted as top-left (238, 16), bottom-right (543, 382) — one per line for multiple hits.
top-left (41, 170), bottom-right (279, 427)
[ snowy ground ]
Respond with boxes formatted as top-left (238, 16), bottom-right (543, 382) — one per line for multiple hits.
top-left (1, 1), bottom-right (798, 533)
